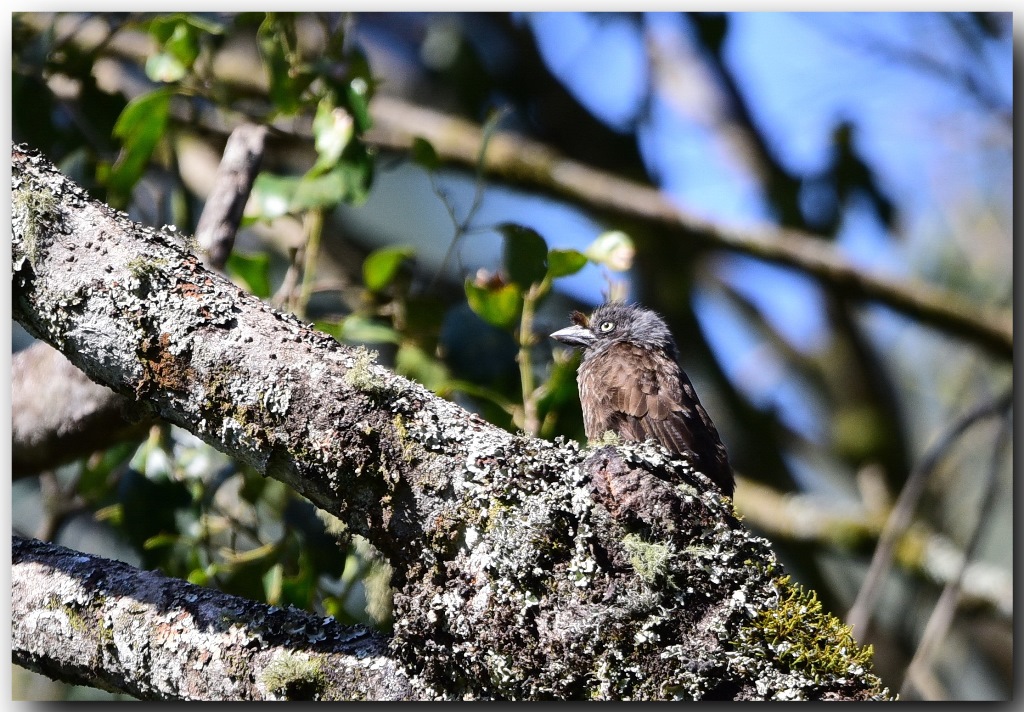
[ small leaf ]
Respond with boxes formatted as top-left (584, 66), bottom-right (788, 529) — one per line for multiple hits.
top-left (547, 248), bottom-right (588, 278)
top-left (500, 223), bottom-right (548, 288)
top-left (311, 97), bottom-right (354, 175)
top-left (363, 245), bottom-right (414, 292)
top-left (291, 169), bottom-right (349, 211)
top-left (314, 319), bottom-right (343, 340)
top-left (249, 172), bottom-right (298, 220)
top-left (226, 251), bottom-right (272, 298)
top-left (584, 230), bottom-right (635, 272)
top-left (107, 88), bottom-right (172, 199)
top-left (396, 343), bottom-right (451, 393)
top-left (145, 52), bottom-right (187, 83)
top-left (340, 315), bottom-right (401, 344)
top-left (411, 137), bottom-right (440, 172)
top-left (465, 277), bottom-right (522, 330)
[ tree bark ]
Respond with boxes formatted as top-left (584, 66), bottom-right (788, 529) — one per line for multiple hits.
top-left (12, 535), bottom-right (411, 700)
top-left (12, 143), bottom-right (891, 700)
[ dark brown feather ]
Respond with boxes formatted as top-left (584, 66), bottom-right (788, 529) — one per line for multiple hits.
top-left (578, 340), bottom-right (734, 498)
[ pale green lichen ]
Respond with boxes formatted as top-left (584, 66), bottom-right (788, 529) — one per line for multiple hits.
top-left (261, 651), bottom-right (327, 700)
top-left (622, 533), bottom-right (674, 583)
top-left (343, 346), bottom-right (384, 393)
top-left (13, 186), bottom-right (59, 271)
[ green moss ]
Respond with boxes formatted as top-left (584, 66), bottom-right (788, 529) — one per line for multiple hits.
top-left (261, 651), bottom-right (327, 700)
top-left (392, 414), bottom-right (418, 464)
top-left (737, 575), bottom-right (876, 683)
top-left (622, 533), bottom-right (674, 583)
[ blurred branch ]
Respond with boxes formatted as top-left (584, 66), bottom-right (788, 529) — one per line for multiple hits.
top-left (899, 410), bottom-right (1012, 700)
top-left (17, 12), bottom-right (1011, 358)
top-left (13, 535), bottom-right (409, 700)
top-left (195, 122), bottom-right (268, 270)
top-left (13, 341), bottom-right (152, 479)
top-left (366, 95), bottom-right (1011, 360)
top-left (735, 477), bottom-right (1011, 624)
top-left (845, 389), bottom-right (1013, 636)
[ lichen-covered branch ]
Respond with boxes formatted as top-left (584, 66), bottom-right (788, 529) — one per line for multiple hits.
top-left (12, 535), bottom-right (411, 700)
top-left (13, 341), bottom-right (152, 478)
top-left (12, 144), bottom-right (890, 700)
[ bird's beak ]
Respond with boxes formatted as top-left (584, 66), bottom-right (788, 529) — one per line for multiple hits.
top-left (550, 324), bottom-right (595, 349)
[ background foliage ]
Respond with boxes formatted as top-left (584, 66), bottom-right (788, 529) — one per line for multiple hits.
top-left (10, 11), bottom-right (1012, 701)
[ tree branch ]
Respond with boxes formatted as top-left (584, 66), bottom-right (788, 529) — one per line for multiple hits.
top-left (12, 535), bottom-right (411, 700)
top-left (364, 95), bottom-right (1012, 360)
top-left (13, 341), bottom-right (151, 479)
top-left (12, 143), bottom-right (890, 700)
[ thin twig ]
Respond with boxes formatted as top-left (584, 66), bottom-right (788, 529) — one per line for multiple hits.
top-left (899, 407), bottom-right (1011, 699)
top-left (845, 389), bottom-right (1013, 636)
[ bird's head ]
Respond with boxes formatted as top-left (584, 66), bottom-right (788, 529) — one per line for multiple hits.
top-left (550, 302), bottom-right (678, 360)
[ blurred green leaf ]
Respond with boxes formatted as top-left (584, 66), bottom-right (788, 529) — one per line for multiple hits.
top-left (584, 230), bottom-right (635, 272)
top-left (263, 563), bottom-right (284, 605)
top-left (145, 52), bottom-right (187, 83)
top-left (396, 343), bottom-right (451, 393)
top-left (547, 248), bottom-right (588, 279)
top-left (250, 172), bottom-right (297, 219)
top-left (291, 168), bottom-right (352, 210)
top-left (340, 315), bottom-right (401, 344)
top-left (250, 159), bottom-right (372, 219)
top-left (345, 53), bottom-right (374, 132)
top-left (314, 319), bottom-right (344, 341)
top-left (312, 96), bottom-right (354, 175)
top-left (411, 137), bottom-right (440, 172)
top-left (500, 223), bottom-right (548, 288)
top-left (107, 88), bottom-right (172, 200)
top-left (363, 245), bottom-right (414, 292)
top-left (465, 278), bottom-right (522, 330)
top-left (257, 13), bottom-right (313, 115)
top-left (78, 441), bottom-right (138, 501)
top-left (144, 15), bottom-right (216, 83)
top-left (226, 251), bottom-right (272, 298)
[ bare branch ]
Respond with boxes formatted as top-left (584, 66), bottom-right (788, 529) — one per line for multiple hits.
top-left (846, 389), bottom-right (1013, 636)
top-left (195, 123), bottom-right (268, 270)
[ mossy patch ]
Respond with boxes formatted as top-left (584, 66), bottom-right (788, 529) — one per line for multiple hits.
top-left (344, 346), bottom-right (384, 394)
top-left (735, 575), bottom-right (877, 683)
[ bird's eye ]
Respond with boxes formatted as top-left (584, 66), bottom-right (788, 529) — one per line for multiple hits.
top-left (599, 321), bottom-right (615, 333)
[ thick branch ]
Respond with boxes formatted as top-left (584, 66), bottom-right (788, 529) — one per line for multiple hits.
top-left (12, 535), bottom-right (410, 700)
top-left (12, 144), bottom-right (889, 700)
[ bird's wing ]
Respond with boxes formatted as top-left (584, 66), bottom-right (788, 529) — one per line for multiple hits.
top-left (603, 342), bottom-right (698, 452)
top-left (584, 342), bottom-right (732, 495)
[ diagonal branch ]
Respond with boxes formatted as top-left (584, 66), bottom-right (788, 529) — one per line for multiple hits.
top-left (364, 96), bottom-right (1012, 360)
top-left (12, 143), bottom-right (890, 701)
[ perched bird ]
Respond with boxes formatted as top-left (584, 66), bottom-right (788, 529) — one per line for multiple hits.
top-left (550, 302), bottom-right (734, 498)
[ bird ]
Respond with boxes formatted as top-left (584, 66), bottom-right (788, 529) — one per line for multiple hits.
top-left (550, 302), bottom-right (734, 498)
